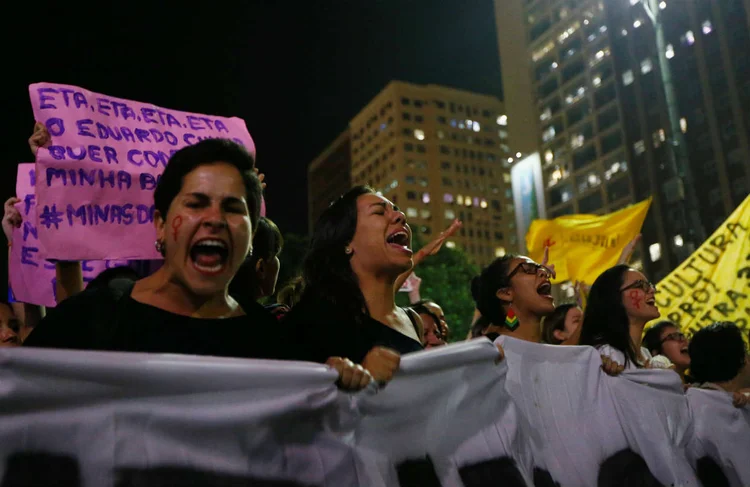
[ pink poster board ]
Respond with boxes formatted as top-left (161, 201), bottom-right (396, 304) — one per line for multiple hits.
top-left (29, 82), bottom-right (257, 260)
top-left (9, 164), bottom-right (133, 307)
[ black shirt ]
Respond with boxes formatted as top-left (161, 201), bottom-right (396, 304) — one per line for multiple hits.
top-left (24, 280), bottom-right (285, 360)
top-left (281, 293), bottom-right (424, 364)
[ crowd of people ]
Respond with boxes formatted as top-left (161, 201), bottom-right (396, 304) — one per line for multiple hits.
top-left (2, 127), bottom-right (750, 479)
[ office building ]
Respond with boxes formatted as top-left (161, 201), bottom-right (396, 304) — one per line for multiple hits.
top-left (495, 0), bottom-right (750, 281)
top-left (308, 81), bottom-right (516, 267)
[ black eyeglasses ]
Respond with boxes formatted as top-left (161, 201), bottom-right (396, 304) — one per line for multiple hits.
top-left (620, 279), bottom-right (656, 293)
top-left (508, 262), bottom-right (551, 279)
top-left (660, 331), bottom-right (687, 345)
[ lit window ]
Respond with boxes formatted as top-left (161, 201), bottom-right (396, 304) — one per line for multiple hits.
top-left (593, 76), bottom-right (602, 87)
top-left (571, 134), bottom-right (585, 149)
top-left (422, 192), bottom-right (431, 204)
top-left (621, 29), bottom-right (628, 37)
top-left (414, 129), bottom-right (425, 140)
top-left (473, 197), bottom-right (480, 207)
top-left (445, 209), bottom-right (455, 219)
top-left (665, 44), bottom-right (675, 59)
top-left (641, 58), bottom-right (653, 74)
top-left (406, 208), bottom-right (418, 218)
top-left (682, 30), bottom-right (695, 45)
top-left (680, 117), bottom-right (688, 133)
top-left (545, 150), bottom-right (554, 163)
top-left (473, 121), bottom-right (481, 132)
top-left (532, 42), bottom-right (555, 62)
top-left (702, 20), bottom-right (712, 35)
top-left (503, 173), bottom-right (511, 183)
top-left (674, 235), bottom-right (684, 247)
top-left (420, 209), bottom-right (431, 219)
top-left (446, 241), bottom-right (456, 249)
top-left (443, 193), bottom-right (454, 203)
top-left (498, 129), bottom-right (509, 139)
top-left (456, 194), bottom-right (464, 205)
top-left (497, 114), bottom-right (508, 126)
top-left (465, 197), bottom-right (473, 207)
top-left (543, 126), bottom-right (557, 142)
top-left (634, 140), bottom-right (646, 155)
top-left (633, 19), bottom-right (642, 29)
top-left (495, 247), bottom-right (506, 257)
top-left (480, 199), bottom-right (488, 209)
top-left (623, 69), bottom-right (634, 86)
top-left (649, 243), bottom-right (661, 262)
top-left (437, 130), bottom-right (445, 139)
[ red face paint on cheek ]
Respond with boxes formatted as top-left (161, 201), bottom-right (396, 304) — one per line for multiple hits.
top-left (628, 290), bottom-right (641, 310)
top-left (171, 216), bottom-right (183, 242)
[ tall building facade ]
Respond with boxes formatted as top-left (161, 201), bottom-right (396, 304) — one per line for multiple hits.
top-left (308, 81), bottom-right (516, 267)
top-left (495, 0), bottom-right (750, 282)
top-left (308, 131), bottom-right (352, 233)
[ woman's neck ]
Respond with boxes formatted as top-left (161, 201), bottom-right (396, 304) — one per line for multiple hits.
top-left (132, 267), bottom-right (239, 318)
top-left (358, 273), bottom-right (398, 321)
top-left (499, 306), bottom-right (542, 343)
top-left (629, 318), bottom-right (647, 356)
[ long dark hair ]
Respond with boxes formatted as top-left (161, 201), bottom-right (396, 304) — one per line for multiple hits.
top-left (302, 186), bottom-right (374, 322)
top-left (579, 265), bottom-right (638, 367)
top-left (229, 217), bottom-right (284, 300)
top-left (542, 303), bottom-right (577, 345)
top-left (472, 255), bottom-right (516, 326)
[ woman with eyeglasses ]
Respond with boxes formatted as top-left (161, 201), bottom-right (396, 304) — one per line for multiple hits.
top-left (643, 321), bottom-right (691, 379)
top-left (579, 265), bottom-right (670, 371)
top-left (472, 254), bottom-right (564, 344)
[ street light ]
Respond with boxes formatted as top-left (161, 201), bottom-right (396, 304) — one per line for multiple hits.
top-left (631, 0), bottom-right (706, 249)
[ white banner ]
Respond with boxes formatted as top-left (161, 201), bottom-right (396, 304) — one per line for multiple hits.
top-left (686, 387), bottom-right (750, 487)
top-left (1, 340), bottom-right (748, 486)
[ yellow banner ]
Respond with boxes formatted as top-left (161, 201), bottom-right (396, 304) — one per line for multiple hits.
top-left (526, 198), bottom-right (652, 284)
top-left (655, 194), bottom-right (750, 336)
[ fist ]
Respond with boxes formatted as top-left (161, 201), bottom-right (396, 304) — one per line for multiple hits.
top-left (326, 357), bottom-right (372, 391)
top-left (362, 346), bottom-right (401, 384)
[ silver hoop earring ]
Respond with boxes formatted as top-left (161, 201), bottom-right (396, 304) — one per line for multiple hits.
top-left (155, 240), bottom-right (165, 254)
top-left (345, 247), bottom-right (353, 255)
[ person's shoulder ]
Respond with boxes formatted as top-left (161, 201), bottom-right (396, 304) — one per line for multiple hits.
top-left (23, 283), bottom-right (126, 349)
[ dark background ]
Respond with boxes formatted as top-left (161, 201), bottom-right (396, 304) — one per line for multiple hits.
top-left (1, 1), bottom-right (504, 295)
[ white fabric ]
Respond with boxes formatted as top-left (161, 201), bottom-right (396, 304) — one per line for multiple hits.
top-left (354, 339), bottom-right (533, 486)
top-left (497, 336), bottom-right (700, 487)
top-left (0, 341), bottom-right (746, 487)
top-left (0, 348), bottom-right (360, 487)
top-left (686, 387), bottom-right (750, 487)
top-left (597, 344), bottom-right (654, 370)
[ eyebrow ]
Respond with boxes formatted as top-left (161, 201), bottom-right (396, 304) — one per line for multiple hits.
top-left (370, 202), bottom-right (388, 210)
top-left (186, 193), bottom-right (246, 204)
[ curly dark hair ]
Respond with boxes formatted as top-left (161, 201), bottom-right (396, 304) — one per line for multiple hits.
top-left (689, 321), bottom-right (748, 384)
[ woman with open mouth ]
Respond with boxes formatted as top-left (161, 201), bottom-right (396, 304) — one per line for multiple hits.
top-left (22, 139), bottom-right (372, 390)
top-left (282, 186), bottom-right (426, 383)
top-left (472, 254), bottom-right (561, 345)
top-left (579, 265), bottom-right (667, 371)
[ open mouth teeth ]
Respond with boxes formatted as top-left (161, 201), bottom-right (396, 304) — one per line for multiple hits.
top-left (537, 282), bottom-right (552, 295)
top-left (387, 231), bottom-right (410, 247)
top-left (190, 239), bottom-right (229, 270)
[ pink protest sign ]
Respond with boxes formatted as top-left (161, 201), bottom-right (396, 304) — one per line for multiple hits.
top-left (8, 164), bottom-right (132, 307)
top-left (29, 82), bottom-right (256, 260)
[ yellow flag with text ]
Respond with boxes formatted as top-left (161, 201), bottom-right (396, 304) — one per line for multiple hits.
top-left (654, 194), bottom-right (750, 336)
top-left (526, 198), bottom-right (651, 284)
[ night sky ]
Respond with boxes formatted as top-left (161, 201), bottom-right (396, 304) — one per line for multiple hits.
top-left (2, 1), bottom-right (503, 239)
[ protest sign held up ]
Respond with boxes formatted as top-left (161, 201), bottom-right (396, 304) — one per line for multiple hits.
top-left (654, 193), bottom-right (750, 336)
top-left (29, 82), bottom-right (256, 261)
top-left (8, 164), bottom-right (132, 307)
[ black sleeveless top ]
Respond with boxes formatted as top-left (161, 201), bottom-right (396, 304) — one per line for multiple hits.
top-left (281, 294), bottom-right (424, 364)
